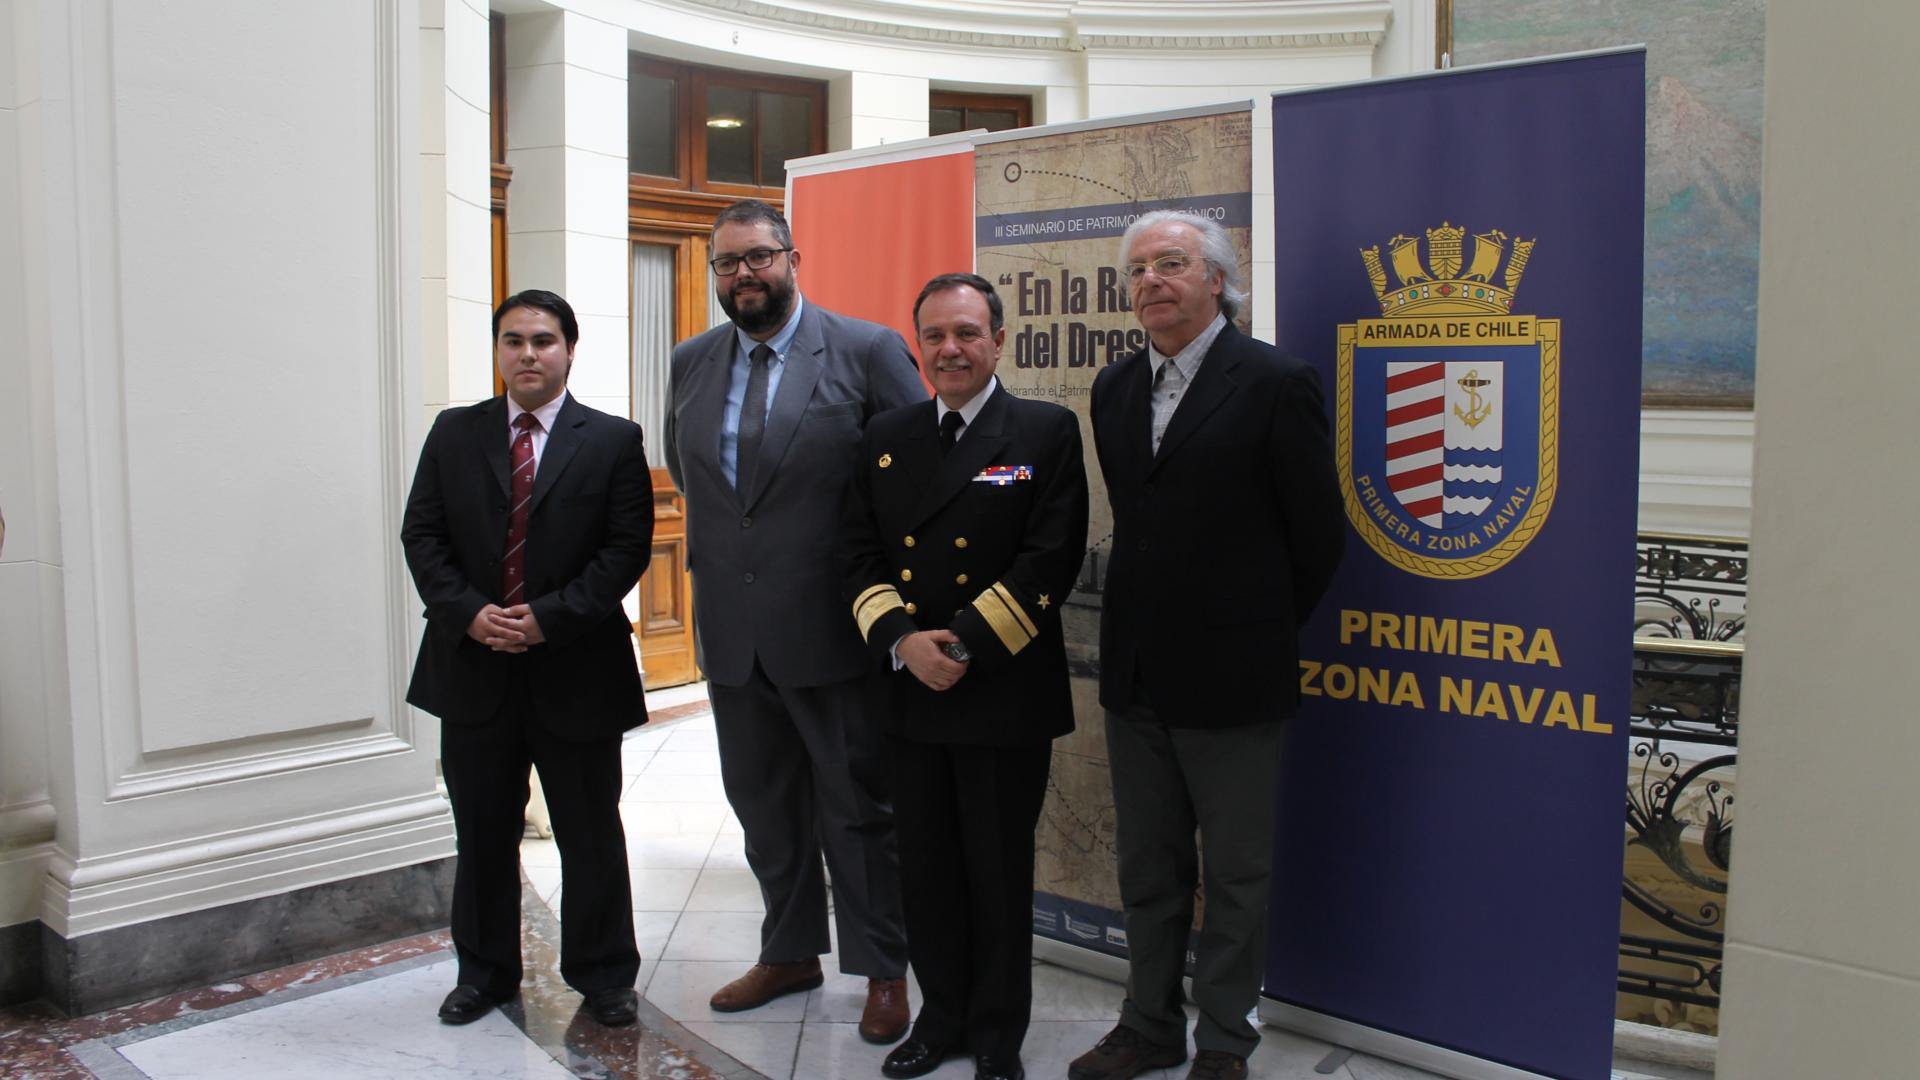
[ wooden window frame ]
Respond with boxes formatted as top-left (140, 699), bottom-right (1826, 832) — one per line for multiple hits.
top-left (930, 90), bottom-right (1032, 134)
top-left (627, 55), bottom-right (826, 199)
top-left (628, 55), bottom-right (690, 189)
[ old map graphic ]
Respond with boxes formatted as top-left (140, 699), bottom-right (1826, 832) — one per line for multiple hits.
top-left (974, 110), bottom-right (1252, 948)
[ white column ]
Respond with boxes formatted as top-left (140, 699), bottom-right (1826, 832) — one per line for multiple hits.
top-left (503, 8), bottom-right (629, 422)
top-left (13, 0), bottom-right (450, 1011)
top-left (1717, 1), bottom-right (1920, 1072)
top-left (1035, 82), bottom-right (1086, 127)
top-left (443, 0), bottom-right (494, 408)
top-left (829, 71), bottom-right (929, 151)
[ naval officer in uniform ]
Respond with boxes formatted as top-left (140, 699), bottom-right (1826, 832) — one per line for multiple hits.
top-left (844, 273), bottom-right (1090, 1080)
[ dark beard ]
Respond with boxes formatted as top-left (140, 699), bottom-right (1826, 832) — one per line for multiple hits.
top-left (718, 276), bottom-right (796, 336)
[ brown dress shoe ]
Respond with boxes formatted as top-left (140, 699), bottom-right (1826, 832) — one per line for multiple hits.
top-left (1185, 1049), bottom-right (1247, 1080)
top-left (708, 959), bottom-right (824, 1012)
top-left (858, 977), bottom-right (910, 1044)
top-left (1067, 1024), bottom-right (1187, 1080)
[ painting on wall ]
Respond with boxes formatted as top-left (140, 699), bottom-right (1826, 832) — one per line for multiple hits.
top-left (1451, 0), bottom-right (1764, 407)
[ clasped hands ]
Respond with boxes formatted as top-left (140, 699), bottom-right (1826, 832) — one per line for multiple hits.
top-left (467, 604), bottom-right (546, 652)
top-left (898, 629), bottom-right (968, 691)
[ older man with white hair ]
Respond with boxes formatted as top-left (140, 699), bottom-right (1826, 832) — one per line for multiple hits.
top-left (1069, 211), bottom-right (1344, 1080)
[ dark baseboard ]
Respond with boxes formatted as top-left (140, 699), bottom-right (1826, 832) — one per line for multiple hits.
top-left (0, 919), bottom-right (41, 1007)
top-left (29, 857), bottom-right (453, 1017)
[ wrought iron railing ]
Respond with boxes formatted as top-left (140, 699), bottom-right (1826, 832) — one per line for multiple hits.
top-left (1620, 532), bottom-right (1746, 1016)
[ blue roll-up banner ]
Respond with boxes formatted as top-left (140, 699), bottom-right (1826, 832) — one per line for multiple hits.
top-left (1264, 51), bottom-right (1645, 1080)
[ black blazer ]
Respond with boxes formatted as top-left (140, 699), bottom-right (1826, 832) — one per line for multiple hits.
top-left (1090, 324), bottom-right (1344, 727)
top-left (401, 393), bottom-right (653, 738)
top-left (844, 385), bottom-right (1089, 745)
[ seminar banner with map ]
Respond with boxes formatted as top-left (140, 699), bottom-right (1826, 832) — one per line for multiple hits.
top-left (1261, 52), bottom-right (1645, 1080)
top-left (970, 103), bottom-right (1254, 961)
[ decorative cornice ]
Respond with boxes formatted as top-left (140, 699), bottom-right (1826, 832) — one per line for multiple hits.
top-left (674, 0), bottom-right (1391, 53)
top-left (690, 0), bottom-right (1070, 50)
top-left (1071, 0), bottom-right (1393, 49)
top-left (1076, 31), bottom-right (1385, 50)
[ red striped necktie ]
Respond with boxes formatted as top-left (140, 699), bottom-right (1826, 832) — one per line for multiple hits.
top-left (503, 412), bottom-right (540, 603)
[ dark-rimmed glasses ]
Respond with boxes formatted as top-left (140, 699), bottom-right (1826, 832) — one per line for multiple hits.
top-left (709, 247), bottom-right (792, 276)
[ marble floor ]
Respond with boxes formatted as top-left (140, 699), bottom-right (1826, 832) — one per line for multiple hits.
top-left (0, 682), bottom-right (1711, 1080)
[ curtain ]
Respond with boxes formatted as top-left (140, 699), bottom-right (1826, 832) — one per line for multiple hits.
top-left (630, 243), bottom-right (675, 467)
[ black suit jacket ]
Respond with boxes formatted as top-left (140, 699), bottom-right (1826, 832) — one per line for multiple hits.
top-left (1090, 324), bottom-right (1344, 727)
top-left (844, 385), bottom-right (1089, 745)
top-left (401, 393), bottom-right (653, 739)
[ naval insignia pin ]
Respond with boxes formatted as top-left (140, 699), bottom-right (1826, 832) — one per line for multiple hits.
top-left (1037, 594), bottom-right (1051, 609)
top-left (878, 453), bottom-right (892, 469)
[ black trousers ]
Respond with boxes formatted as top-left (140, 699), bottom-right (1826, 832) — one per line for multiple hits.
top-left (892, 734), bottom-right (1052, 1061)
top-left (439, 670), bottom-right (638, 999)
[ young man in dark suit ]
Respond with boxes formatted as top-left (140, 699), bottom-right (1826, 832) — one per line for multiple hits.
top-left (845, 273), bottom-right (1089, 1080)
top-left (1070, 213), bottom-right (1344, 1080)
top-left (401, 289), bottom-right (652, 1028)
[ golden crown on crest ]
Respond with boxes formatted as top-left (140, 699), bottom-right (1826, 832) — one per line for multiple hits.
top-left (1360, 222), bottom-right (1535, 316)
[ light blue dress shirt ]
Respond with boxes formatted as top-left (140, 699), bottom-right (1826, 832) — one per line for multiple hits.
top-left (720, 293), bottom-right (807, 488)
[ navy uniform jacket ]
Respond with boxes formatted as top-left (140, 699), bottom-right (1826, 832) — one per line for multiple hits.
top-left (844, 384), bottom-right (1090, 745)
top-left (1090, 324), bottom-right (1344, 727)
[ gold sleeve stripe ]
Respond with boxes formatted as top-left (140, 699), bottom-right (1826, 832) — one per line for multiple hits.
top-left (853, 585), bottom-right (907, 642)
top-left (971, 587), bottom-right (1034, 656)
top-left (991, 582), bottom-right (1040, 639)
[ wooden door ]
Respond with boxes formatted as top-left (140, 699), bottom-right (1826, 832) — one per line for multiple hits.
top-left (627, 192), bottom-right (782, 687)
top-left (637, 469), bottom-right (698, 686)
top-left (630, 230), bottom-right (707, 686)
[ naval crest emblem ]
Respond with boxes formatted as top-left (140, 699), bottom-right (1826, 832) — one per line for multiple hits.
top-left (1338, 222), bottom-right (1559, 579)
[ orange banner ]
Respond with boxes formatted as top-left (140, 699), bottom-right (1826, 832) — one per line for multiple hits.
top-left (790, 150), bottom-right (975, 387)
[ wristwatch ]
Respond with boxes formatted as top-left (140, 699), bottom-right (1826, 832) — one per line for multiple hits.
top-left (941, 640), bottom-right (972, 663)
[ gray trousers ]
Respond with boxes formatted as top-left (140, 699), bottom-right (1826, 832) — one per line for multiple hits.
top-left (1105, 706), bottom-right (1286, 1059)
top-left (710, 662), bottom-right (908, 978)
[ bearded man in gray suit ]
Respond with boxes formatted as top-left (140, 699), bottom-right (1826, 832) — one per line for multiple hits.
top-left (664, 199), bottom-right (924, 1043)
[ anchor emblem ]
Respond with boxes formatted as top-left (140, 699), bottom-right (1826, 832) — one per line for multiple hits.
top-left (1453, 369), bottom-right (1494, 429)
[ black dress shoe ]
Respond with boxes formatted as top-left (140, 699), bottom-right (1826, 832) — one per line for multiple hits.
top-left (438, 984), bottom-right (505, 1025)
top-left (975, 1053), bottom-right (1025, 1080)
top-left (881, 1038), bottom-right (951, 1079)
top-left (584, 987), bottom-right (639, 1027)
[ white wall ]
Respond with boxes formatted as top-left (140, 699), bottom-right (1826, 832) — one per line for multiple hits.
top-left (0, 0), bottom-right (60, 931)
top-left (1639, 409), bottom-right (1752, 537)
top-left (7, 0), bottom-right (450, 943)
top-left (1716, 1), bottom-right (1920, 1072)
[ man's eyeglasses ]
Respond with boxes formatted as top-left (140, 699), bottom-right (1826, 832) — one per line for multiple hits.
top-left (1124, 254), bottom-right (1195, 282)
top-left (709, 247), bottom-right (792, 276)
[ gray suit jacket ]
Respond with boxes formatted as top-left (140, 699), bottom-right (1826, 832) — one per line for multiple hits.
top-left (665, 300), bottom-right (926, 688)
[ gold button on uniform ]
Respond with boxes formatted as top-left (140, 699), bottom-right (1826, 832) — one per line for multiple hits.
top-left (954, 537), bottom-right (969, 549)
top-left (905, 602), bottom-right (917, 614)
top-left (956, 573), bottom-right (969, 585)
top-left (904, 536), bottom-right (916, 548)
top-left (900, 569), bottom-right (912, 582)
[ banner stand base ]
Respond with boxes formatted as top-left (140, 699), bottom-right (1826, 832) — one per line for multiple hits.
top-left (1033, 936), bottom-right (1130, 984)
top-left (1258, 999), bottom-right (1554, 1080)
top-left (1036, 939), bottom-right (1550, 1079)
